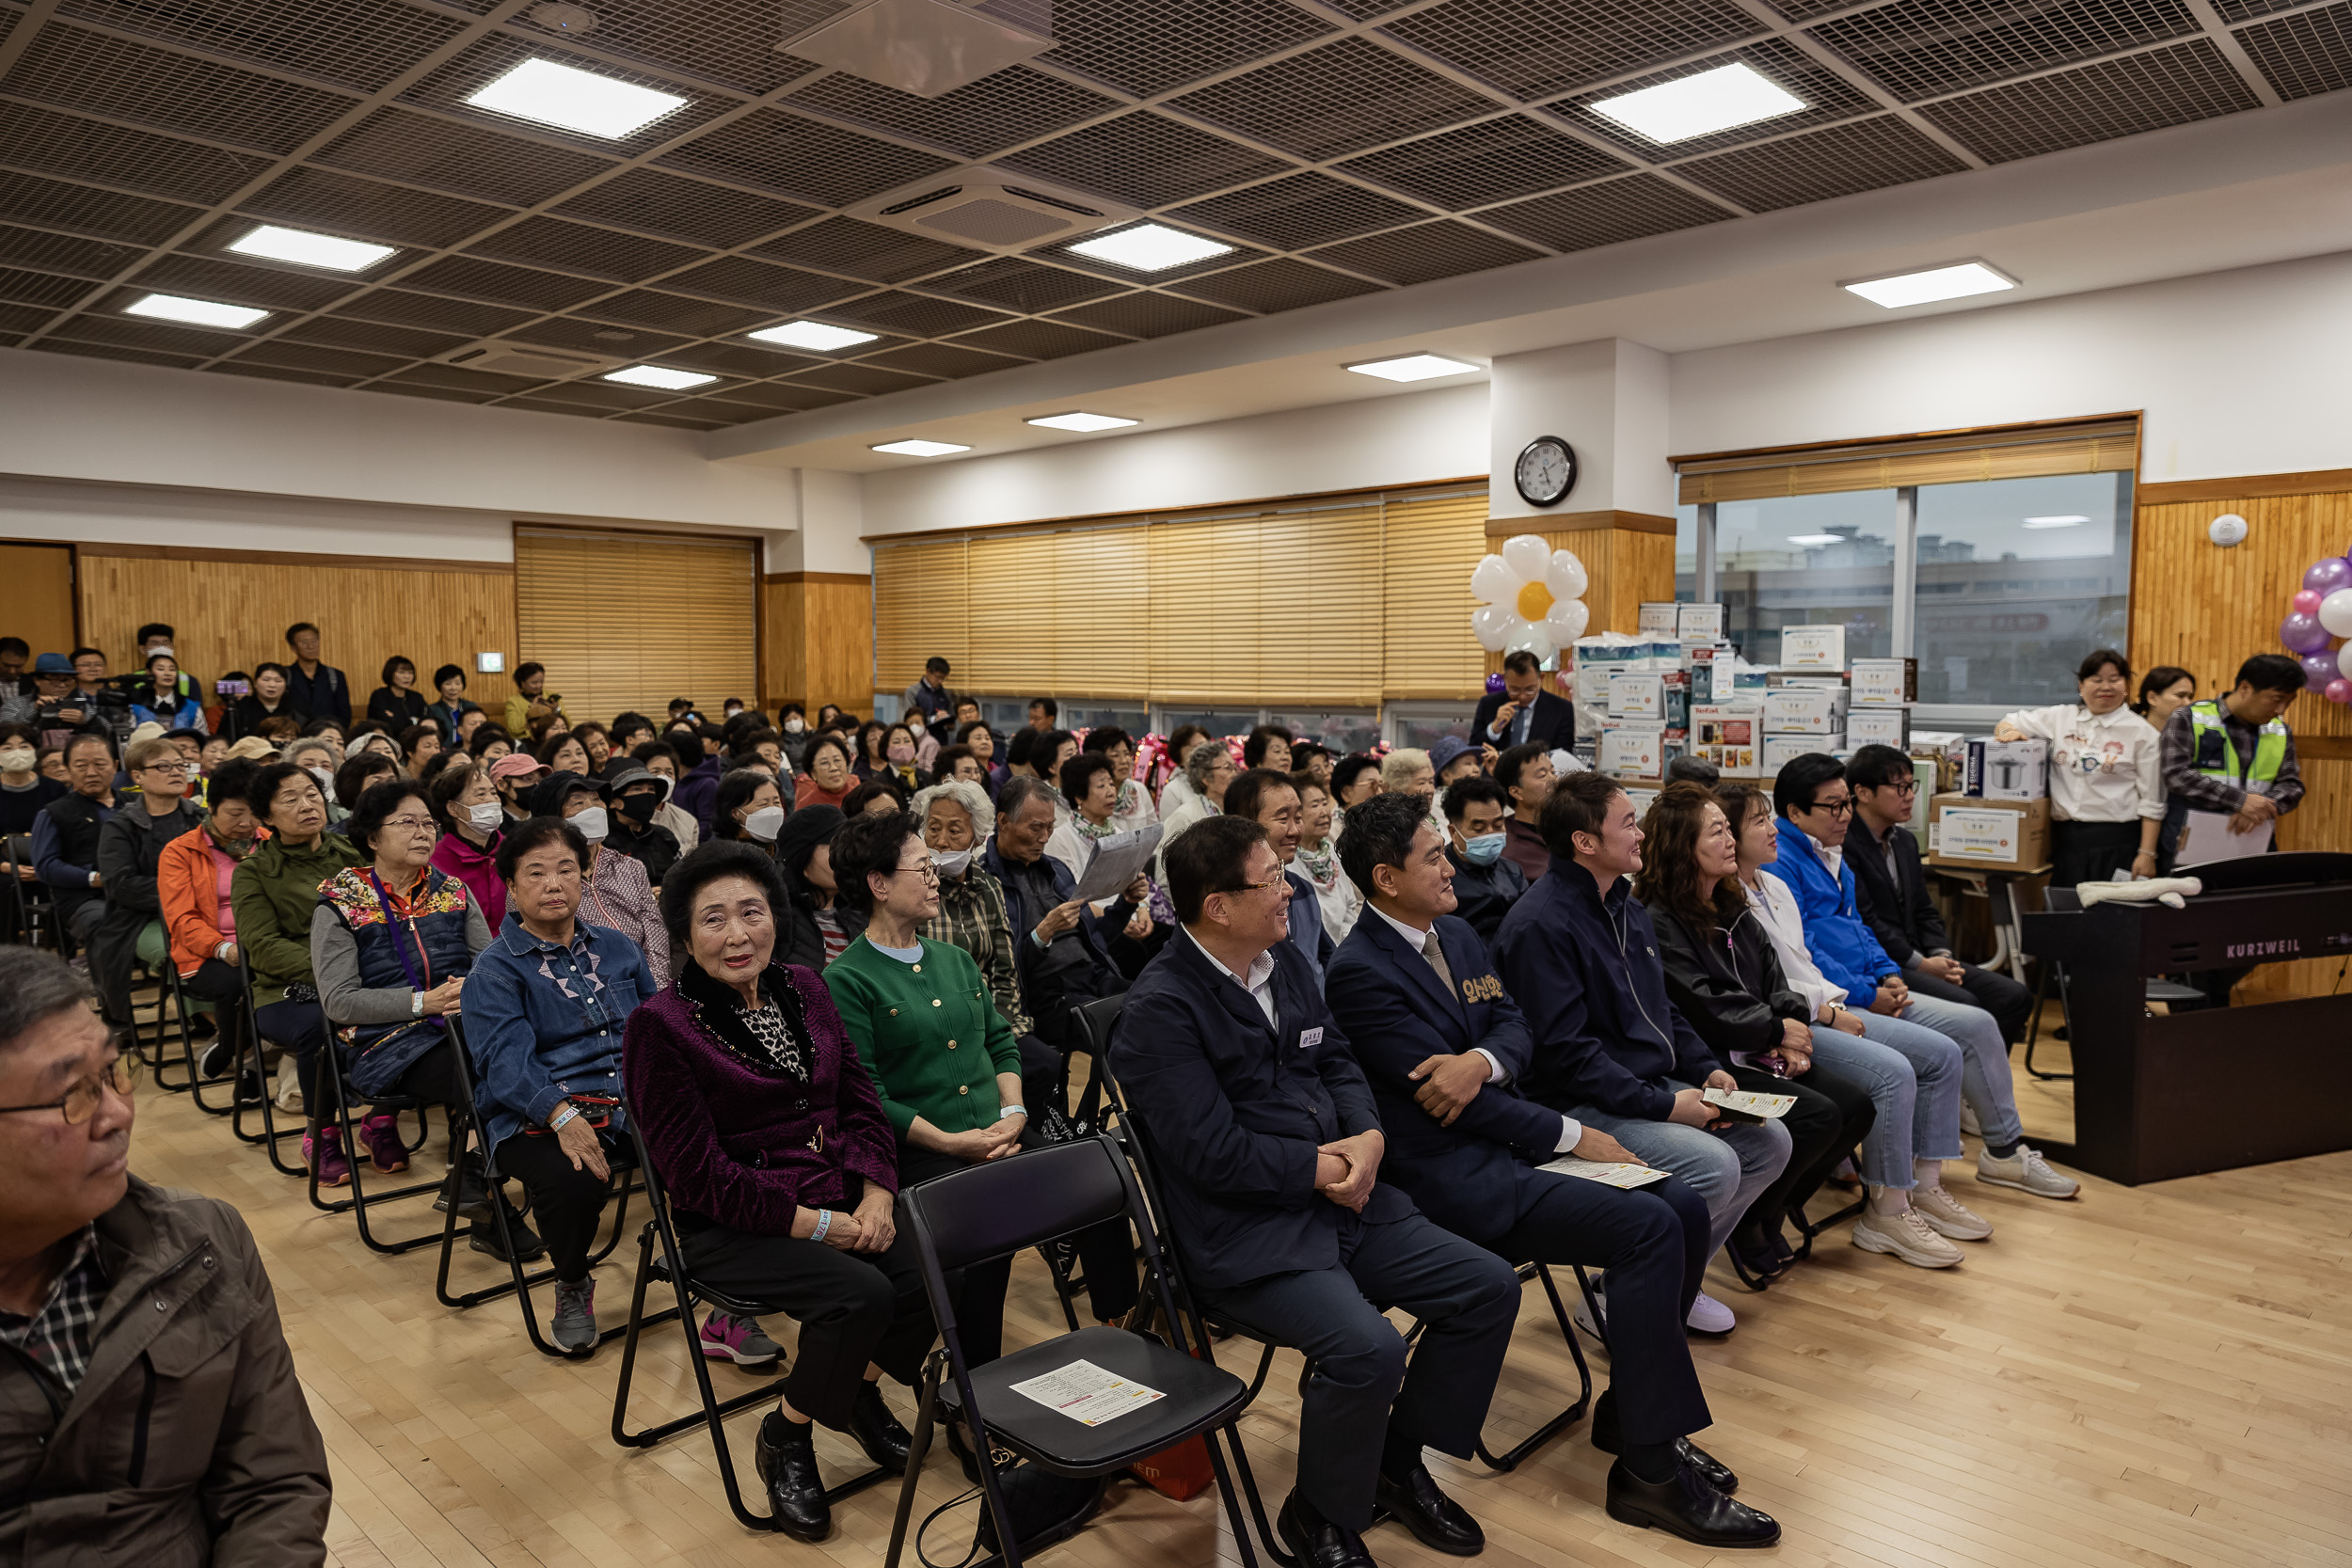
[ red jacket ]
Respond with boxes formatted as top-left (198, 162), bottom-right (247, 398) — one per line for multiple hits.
top-left (158, 823), bottom-right (268, 977)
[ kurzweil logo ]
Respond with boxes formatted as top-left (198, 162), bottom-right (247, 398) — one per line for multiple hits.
top-left (2225, 938), bottom-right (2302, 958)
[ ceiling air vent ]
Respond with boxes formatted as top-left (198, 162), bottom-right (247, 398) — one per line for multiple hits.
top-left (848, 170), bottom-right (1143, 254)
top-left (433, 340), bottom-right (618, 380)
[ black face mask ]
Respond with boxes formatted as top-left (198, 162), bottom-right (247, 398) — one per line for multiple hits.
top-left (615, 790), bottom-right (660, 827)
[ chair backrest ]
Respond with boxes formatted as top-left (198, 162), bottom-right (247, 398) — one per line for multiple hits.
top-left (901, 1134), bottom-right (1138, 1276)
top-left (1071, 992), bottom-right (1124, 1056)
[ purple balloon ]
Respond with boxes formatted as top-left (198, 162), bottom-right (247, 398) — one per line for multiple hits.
top-left (2305, 556), bottom-right (2352, 595)
top-left (2302, 651), bottom-right (2342, 690)
top-left (2280, 612), bottom-right (2334, 653)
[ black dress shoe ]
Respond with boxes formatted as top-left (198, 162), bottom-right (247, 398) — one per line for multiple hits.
top-left (846, 1382), bottom-right (911, 1473)
top-left (1277, 1490), bottom-right (1374, 1568)
top-left (1591, 1395), bottom-right (1739, 1496)
top-left (1604, 1458), bottom-right (1778, 1547)
top-left (1375, 1462), bottom-right (1485, 1556)
top-left (755, 1413), bottom-right (832, 1541)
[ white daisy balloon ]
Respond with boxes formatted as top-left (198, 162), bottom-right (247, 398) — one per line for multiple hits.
top-left (1471, 533), bottom-right (1589, 658)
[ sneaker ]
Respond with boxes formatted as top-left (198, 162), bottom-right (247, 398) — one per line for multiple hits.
top-left (1913, 1184), bottom-right (1994, 1241)
top-left (304, 1127), bottom-right (352, 1189)
top-left (434, 1155), bottom-right (493, 1220)
top-left (357, 1114), bottom-right (408, 1174)
top-left (468, 1199), bottom-right (548, 1263)
top-left (199, 1037), bottom-right (236, 1080)
top-left (1685, 1291), bottom-right (1736, 1335)
top-left (550, 1279), bottom-right (597, 1354)
top-left (700, 1310), bottom-right (784, 1367)
top-left (1851, 1206), bottom-right (1964, 1268)
top-left (1570, 1280), bottom-right (1608, 1344)
top-left (1960, 1101), bottom-right (1982, 1138)
top-left (1977, 1144), bottom-right (2081, 1199)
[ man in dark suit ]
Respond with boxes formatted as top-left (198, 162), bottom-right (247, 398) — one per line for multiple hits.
top-left (1324, 795), bottom-right (1777, 1549)
top-left (1470, 650), bottom-right (1575, 755)
top-left (1846, 745), bottom-right (2031, 1044)
top-left (1111, 815), bottom-right (1518, 1568)
top-left (1226, 767), bottom-right (1334, 986)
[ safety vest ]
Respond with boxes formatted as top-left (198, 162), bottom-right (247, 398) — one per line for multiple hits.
top-left (2185, 699), bottom-right (2287, 788)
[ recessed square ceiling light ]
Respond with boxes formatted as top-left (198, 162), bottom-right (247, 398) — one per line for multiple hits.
top-left (1786, 533), bottom-right (1843, 546)
top-left (1592, 62), bottom-right (1805, 145)
top-left (604, 364), bottom-right (716, 390)
top-left (873, 438), bottom-right (970, 457)
top-left (464, 57), bottom-right (688, 140)
top-left (2022, 515), bottom-right (2089, 530)
top-left (124, 293), bottom-right (268, 329)
top-left (1025, 412), bottom-right (1137, 432)
top-left (1843, 261), bottom-right (2018, 309)
top-left (1345, 353), bottom-right (1478, 383)
top-left (228, 224), bottom-right (396, 273)
top-left (749, 320), bottom-right (879, 352)
top-left (1065, 223), bottom-right (1233, 273)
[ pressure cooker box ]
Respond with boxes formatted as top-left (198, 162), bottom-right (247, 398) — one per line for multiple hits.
top-left (1963, 736), bottom-right (2048, 800)
top-left (1926, 793), bottom-right (2052, 872)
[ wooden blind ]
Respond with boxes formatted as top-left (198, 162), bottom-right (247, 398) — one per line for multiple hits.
top-left (963, 523), bottom-right (1152, 698)
top-left (1677, 418), bottom-right (2138, 504)
top-left (871, 535), bottom-right (967, 694)
top-left (515, 526), bottom-right (756, 722)
top-left (1380, 490), bottom-right (1489, 700)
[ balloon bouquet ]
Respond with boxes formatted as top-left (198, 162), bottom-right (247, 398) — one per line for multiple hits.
top-left (1472, 533), bottom-right (1591, 658)
top-left (2277, 552), bottom-right (2352, 704)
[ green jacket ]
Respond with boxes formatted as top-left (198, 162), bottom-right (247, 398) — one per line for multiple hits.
top-left (823, 934), bottom-right (1022, 1137)
top-left (228, 832), bottom-right (366, 1006)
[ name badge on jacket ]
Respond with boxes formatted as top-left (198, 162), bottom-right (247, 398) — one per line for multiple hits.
top-left (1298, 1026), bottom-right (1323, 1050)
top-left (1460, 973), bottom-right (1504, 1004)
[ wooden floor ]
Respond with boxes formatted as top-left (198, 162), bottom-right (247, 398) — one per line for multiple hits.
top-left (130, 1019), bottom-right (2352, 1568)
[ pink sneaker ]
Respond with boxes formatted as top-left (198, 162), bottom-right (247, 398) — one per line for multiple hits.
top-left (305, 1126), bottom-right (353, 1189)
top-left (358, 1114), bottom-right (409, 1174)
top-left (699, 1310), bottom-right (783, 1366)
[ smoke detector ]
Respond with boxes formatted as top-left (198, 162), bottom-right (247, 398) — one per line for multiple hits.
top-left (847, 169), bottom-right (1143, 251)
top-left (434, 340), bottom-right (621, 380)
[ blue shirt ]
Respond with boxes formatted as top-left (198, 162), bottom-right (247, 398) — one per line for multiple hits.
top-left (463, 911), bottom-right (651, 1150)
top-left (1767, 816), bottom-right (1900, 1005)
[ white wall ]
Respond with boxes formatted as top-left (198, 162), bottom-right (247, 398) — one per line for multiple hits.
top-left (1488, 340), bottom-right (1673, 521)
top-left (856, 381), bottom-right (1488, 535)
top-left (0, 473), bottom-right (519, 560)
top-left (1668, 248), bottom-right (2352, 481)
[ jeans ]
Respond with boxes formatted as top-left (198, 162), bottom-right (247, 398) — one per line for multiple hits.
top-left (1806, 1010), bottom-right (1965, 1186)
top-left (1900, 992), bottom-right (2024, 1148)
top-left (1576, 1081), bottom-right (1794, 1259)
top-left (1904, 960), bottom-right (2032, 1047)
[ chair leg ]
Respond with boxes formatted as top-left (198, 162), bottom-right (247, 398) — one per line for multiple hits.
top-left (1471, 1262), bottom-right (1591, 1472)
top-left (313, 1053), bottom-right (448, 1254)
top-left (884, 1354), bottom-right (945, 1568)
top-left (2025, 961), bottom-right (2074, 1081)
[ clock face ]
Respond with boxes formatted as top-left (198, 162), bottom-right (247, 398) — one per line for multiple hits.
top-left (1516, 436), bottom-right (1577, 507)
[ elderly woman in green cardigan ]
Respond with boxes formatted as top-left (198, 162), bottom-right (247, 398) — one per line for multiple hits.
top-left (820, 812), bottom-right (1137, 1377)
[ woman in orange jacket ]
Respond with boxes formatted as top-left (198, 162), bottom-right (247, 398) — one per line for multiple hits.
top-left (158, 756), bottom-right (270, 1078)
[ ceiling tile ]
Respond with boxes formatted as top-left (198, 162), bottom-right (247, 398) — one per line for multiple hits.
top-left (34, 338), bottom-right (208, 368)
top-left (465, 214), bottom-right (709, 283)
top-left (1049, 291), bottom-right (1248, 337)
top-left (1019, 0), bottom-right (1336, 98)
top-left (657, 107), bottom-right (957, 208)
top-left (1336, 115), bottom-right (1626, 210)
top-left (656, 340), bottom-right (820, 376)
top-left (0, 302), bottom-right (59, 335)
top-left (0, 170), bottom-right (201, 245)
top-left (58, 0), bottom-right (469, 94)
top-left (551, 167), bottom-right (818, 249)
top-left (401, 254), bottom-right (611, 310)
top-left (227, 339), bottom-right (410, 377)
top-left (1000, 112), bottom-right (1291, 209)
top-left (500, 395), bottom-right (612, 417)
top-left (708, 379), bottom-right (862, 410)
top-left (0, 223), bottom-right (148, 281)
top-left (132, 252), bottom-right (357, 309)
top-left (783, 361), bottom-right (937, 394)
top-left (1479, 170), bottom-right (1734, 250)
top-left (1919, 38), bottom-right (2260, 162)
top-left (509, 317), bottom-right (693, 356)
top-left (663, 254), bottom-right (858, 312)
top-left (2213, 0), bottom-right (2307, 17)
top-left (279, 315), bottom-right (469, 356)
top-left (784, 64), bottom-right (1120, 160)
top-left (369, 379), bottom-right (501, 404)
top-left (660, 395), bottom-right (777, 423)
top-left (2235, 0), bottom-right (2352, 99)
top-left (0, 102), bottom-right (276, 205)
top-left (1172, 256), bottom-right (1384, 310)
top-left (1170, 170), bottom-right (1425, 249)
top-left (240, 166), bottom-right (514, 249)
top-left (1302, 219), bottom-right (1544, 284)
top-left (1552, 38), bottom-right (1880, 160)
top-left (822, 288), bottom-right (1011, 337)
top-left (314, 107), bottom-right (621, 207)
top-left (48, 308), bottom-right (249, 353)
top-left (518, 377), bottom-right (676, 408)
top-left (334, 287), bottom-right (538, 336)
top-left (1168, 37), bottom-right (1492, 161)
top-left (1672, 113), bottom-right (1968, 211)
top-left (947, 316), bottom-right (1130, 358)
top-left (386, 361), bottom-right (549, 394)
top-left (6, 21), bottom-right (359, 154)
top-left (576, 288), bottom-right (778, 335)
top-left (751, 217), bottom-right (985, 283)
top-left (1379, 0), bottom-right (1766, 102)
top-left (210, 360), bottom-right (362, 387)
top-left (524, 0), bottom-right (832, 95)
top-left (861, 340), bottom-right (1030, 377)
top-left (916, 256), bottom-right (1125, 312)
top-left (614, 409), bottom-right (728, 429)
top-left (1807, 0), bottom-right (2201, 103)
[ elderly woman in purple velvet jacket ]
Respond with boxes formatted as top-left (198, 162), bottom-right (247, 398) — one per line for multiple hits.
top-left (623, 840), bottom-right (932, 1546)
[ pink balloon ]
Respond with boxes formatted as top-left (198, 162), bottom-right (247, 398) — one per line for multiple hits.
top-left (2293, 588), bottom-right (2326, 615)
top-left (2281, 612), bottom-right (2333, 653)
top-left (2328, 679), bottom-right (2352, 705)
top-left (2306, 557), bottom-right (2352, 595)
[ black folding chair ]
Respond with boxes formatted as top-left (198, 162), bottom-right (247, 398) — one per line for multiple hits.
top-left (230, 955), bottom-right (308, 1176)
top-left (609, 1094), bottom-right (866, 1535)
top-left (3, 835), bottom-right (57, 953)
top-left (433, 1019), bottom-right (642, 1357)
top-left (884, 1135), bottom-right (1262, 1568)
top-left (308, 1022), bottom-right (447, 1255)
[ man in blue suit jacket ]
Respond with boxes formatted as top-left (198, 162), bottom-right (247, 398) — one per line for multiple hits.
top-left (1227, 767), bottom-right (1333, 985)
top-left (1470, 650), bottom-right (1575, 753)
top-left (1111, 816), bottom-right (1518, 1568)
top-left (1325, 796), bottom-right (1776, 1550)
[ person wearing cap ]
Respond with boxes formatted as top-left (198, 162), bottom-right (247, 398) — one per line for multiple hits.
top-left (487, 750), bottom-right (545, 828)
top-left (602, 760), bottom-right (683, 889)
top-left (1428, 734), bottom-right (1482, 786)
top-left (532, 769), bottom-right (670, 988)
top-left (18, 652), bottom-right (91, 748)
top-left (430, 757), bottom-right (507, 932)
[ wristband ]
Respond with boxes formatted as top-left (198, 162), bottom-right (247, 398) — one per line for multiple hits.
top-left (549, 1104), bottom-right (579, 1132)
top-left (999, 1104), bottom-right (1027, 1119)
top-left (412, 991), bottom-right (425, 1018)
top-left (812, 1208), bottom-right (833, 1242)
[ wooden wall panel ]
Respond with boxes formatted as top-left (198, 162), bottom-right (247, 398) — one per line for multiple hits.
top-left (0, 542), bottom-right (76, 658)
top-left (75, 545), bottom-right (516, 720)
top-left (1482, 515), bottom-right (1677, 679)
top-left (763, 572), bottom-right (870, 720)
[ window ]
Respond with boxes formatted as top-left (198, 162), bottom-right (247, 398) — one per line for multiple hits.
top-left (1708, 490), bottom-right (1898, 666)
top-left (1388, 703), bottom-right (1475, 753)
top-left (1269, 709), bottom-right (1379, 757)
top-left (1061, 704), bottom-right (1150, 736)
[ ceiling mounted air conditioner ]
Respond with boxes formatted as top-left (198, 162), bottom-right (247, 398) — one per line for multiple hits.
top-left (847, 169), bottom-right (1143, 252)
top-left (433, 340), bottom-right (621, 380)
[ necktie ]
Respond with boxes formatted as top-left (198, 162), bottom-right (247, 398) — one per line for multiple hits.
top-left (1421, 929), bottom-right (1454, 995)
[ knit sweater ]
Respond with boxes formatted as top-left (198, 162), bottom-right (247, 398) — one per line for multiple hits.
top-left (822, 933), bottom-right (1022, 1137)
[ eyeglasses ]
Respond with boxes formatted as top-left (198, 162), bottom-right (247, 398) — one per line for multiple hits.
top-left (1227, 870), bottom-right (1289, 896)
top-left (382, 815), bottom-right (437, 832)
top-left (1876, 781), bottom-right (1919, 797)
top-left (0, 1052), bottom-right (136, 1125)
top-left (1804, 798), bottom-right (1855, 816)
top-left (891, 861), bottom-right (941, 883)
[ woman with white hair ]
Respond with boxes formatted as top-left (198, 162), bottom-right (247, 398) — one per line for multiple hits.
top-left (910, 779), bottom-right (1028, 1039)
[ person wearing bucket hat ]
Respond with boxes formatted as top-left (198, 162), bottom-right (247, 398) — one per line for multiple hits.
top-left (602, 760), bottom-right (683, 889)
top-left (1426, 735), bottom-right (1482, 787)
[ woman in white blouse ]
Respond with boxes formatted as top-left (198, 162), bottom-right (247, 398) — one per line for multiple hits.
top-left (1993, 648), bottom-right (2163, 885)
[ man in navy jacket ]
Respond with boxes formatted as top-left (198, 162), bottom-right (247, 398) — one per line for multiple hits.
top-left (1227, 767), bottom-right (1333, 985)
top-left (1326, 796), bottom-right (1776, 1548)
top-left (1492, 772), bottom-right (1792, 1336)
top-left (1111, 815), bottom-right (1518, 1568)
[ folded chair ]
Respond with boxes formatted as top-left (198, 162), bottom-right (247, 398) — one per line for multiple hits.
top-left (309, 1019), bottom-right (447, 1255)
top-left (229, 955), bottom-right (308, 1177)
top-left (884, 1133), bottom-right (1262, 1568)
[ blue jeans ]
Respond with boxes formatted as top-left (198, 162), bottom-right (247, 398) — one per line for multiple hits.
top-left (1901, 992), bottom-right (2024, 1148)
top-left (1576, 1081), bottom-right (1794, 1259)
top-left (1806, 1012), bottom-right (1964, 1187)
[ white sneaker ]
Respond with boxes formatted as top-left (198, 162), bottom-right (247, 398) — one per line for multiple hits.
top-left (1913, 1184), bottom-right (1994, 1241)
top-left (1851, 1206), bottom-right (1964, 1268)
top-left (1978, 1144), bottom-right (2080, 1199)
top-left (1959, 1101), bottom-right (1981, 1138)
top-left (1686, 1291), bottom-right (1735, 1334)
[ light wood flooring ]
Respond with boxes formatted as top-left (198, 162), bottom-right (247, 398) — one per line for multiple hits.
top-left (130, 1020), bottom-right (2351, 1568)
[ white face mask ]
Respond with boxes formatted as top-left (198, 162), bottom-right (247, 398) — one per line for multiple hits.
top-left (742, 805), bottom-right (787, 843)
top-left (184, 762), bottom-right (202, 782)
top-left (466, 801), bottom-right (504, 832)
top-left (0, 746), bottom-right (34, 772)
top-left (147, 646), bottom-right (173, 660)
top-left (307, 766), bottom-right (334, 791)
top-left (930, 847), bottom-right (974, 878)
top-left (571, 806), bottom-right (610, 844)
top-left (785, 719), bottom-right (805, 734)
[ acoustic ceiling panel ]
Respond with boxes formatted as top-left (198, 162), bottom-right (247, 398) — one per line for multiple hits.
top-left (57, 0), bottom-right (469, 93)
top-left (2235, 0), bottom-right (2352, 99)
top-left (1673, 113), bottom-right (1968, 211)
top-left (862, 340), bottom-right (1031, 376)
top-left (0, 169), bottom-right (200, 245)
top-left (211, 360), bottom-right (363, 387)
top-left (947, 316), bottom-right (1132, 358)
top-left (1169, 170), bottom-right (1426, 250)
top-left (0, 102), bottom-right (277, 205)
top-left (655, 107), bottom-right (956, 208)
top-left (646, 338), bottom-right (815, 376)
top-left (821, 288), bottom-right (1012, 337)
top-left (1808, 0), bottom-right (2201, 103)
top-left (400, 254), bottom-right (612, 310)
top-left (39, 338), bottom-right (207, 367)
top-left (784, 64), bottom-right (1120, 160)
top-left (132, 252), bottom-right (356, 309)
top-left (0, 223), bottom-right (149, 280)
top-left (1379, 0), bottom-right (1767, 103)
top-left (51, 307), bottom-right (250, 353)
top-left (463, 214), bottom-right (711, 282)
top-left (1171, 255), bottom-right (1385, 310)
top-left (1049, 291), bottom-right (1250, 337)
top-left (278, 315), bottom-right (471, 356)
top-left (1024, 0), bottom-right (1335, 99)
top-left (1919, 37), bottom-right (2260, 161)
top-left (226, 339), bottom-right (410, 377)
top-left (551, 167), bottom-right (818, 249)
top-left (6, 22), bottom-right (358, 154)
top-left (663, 253), bottom-right (860, 312)
top-left (1479, 170), bottom-right (1735, 250)
top-left (785, 360), bottom-right (939, 394)
top-left (238, 166), bottom-right (516, 249)
top-left (916, 256), bottom-right (1125, 312)
top-left (1302, 218), bottom-right (1546, 285)
top-left (2213, 0), bottom-right (2309, 18)
top-left (707, 378), bottom-right (862, 409)
top-left (1336, 114), bottom-right (1628, 210)
top-left (1000, 112), bottom-right (1292, 209)
top-left (333, 286), bottom-right (537, 336)
top-left (575, 287), bottom-right (777, 335)
top-left (313, 107), bottom-right (622, 207)
top-left (751, 216), bottom-right (985, 283)
top-left (1166, 36), bottom-right (1493, 161)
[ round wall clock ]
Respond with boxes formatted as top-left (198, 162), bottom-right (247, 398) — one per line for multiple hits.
top-left (1514, 436), bottom-right (1577, 508)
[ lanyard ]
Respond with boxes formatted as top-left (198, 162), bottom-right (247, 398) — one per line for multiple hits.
top-left (366, 868), bottom-right (441, 1008)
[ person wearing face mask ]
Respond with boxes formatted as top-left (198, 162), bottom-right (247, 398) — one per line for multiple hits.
top-left (429, 759), bottom-right (509, 933)
top-left (630, 740), bottom-right (702, 854)
top-left (90, 736), bottom-right (210, 1029)
top-left (601, 760), bottom-right (683, 888)
top-left (1440, 776), bottom-right (1524, 944)
top-left (878, 722), bottom-right (926, 795)
top-left (284, 736), bottom-right (344, 821)
top-left (486, 751), bottom-right (548, 827)
top-left (534, 769), bottom-right (669, 988)
top-left (0, 721), bottom-right (67, 939)
top-left (719, 768), bottom-right (787, 852)
top-left (160, 755), bottom-right (269, 1079)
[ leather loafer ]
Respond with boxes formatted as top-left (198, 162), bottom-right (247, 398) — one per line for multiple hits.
top-left (1604, 1457), bottom-right (1778, 1548)
top-left (755, 1414), bottom-right (832, 1542)
top-left (1591, 1392), bottom-right (1738, 1494)
top-left (1277, 1489), bottom-right (1375, 1568)
top-left (847, 1383), bottom-right (911, 1474)
top-left (1375, 1462), bottom-right (1485, 1557)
